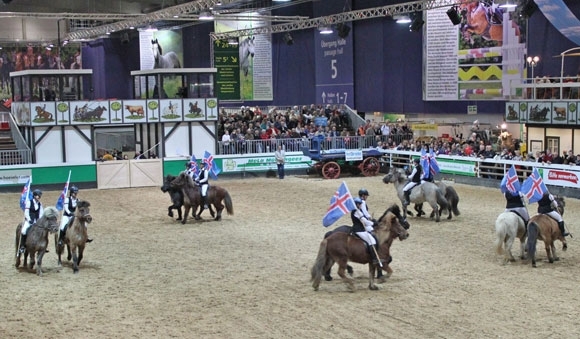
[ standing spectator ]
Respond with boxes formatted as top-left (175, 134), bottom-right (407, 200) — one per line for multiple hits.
top-left (274, 145), bottom-right (286, 179)
top-left (221, 130), bottom-right (231, 154)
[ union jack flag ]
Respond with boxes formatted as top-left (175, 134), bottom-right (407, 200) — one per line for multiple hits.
top-left (322, 181), bottom-right (356, 227)
top-left (500, 164), bottom-right (520, 194)
top-left (521, 168), bottom-right (548, 203)
top-left (203, 150), bottom-right (221, 179)
top-left (19, 176), bottom-right (32, 211)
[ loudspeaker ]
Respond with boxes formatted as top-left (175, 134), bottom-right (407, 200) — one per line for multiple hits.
top-left (409, 12), bottom-right (424, 32)
top-left (337, 23), bottom-right (350, 39)
top-left (446, 6), bottom-right (462, 25)
top-left (283, 32), bottom-right (293, 46)
top-left (121, 32), bottom-right (129, 45)
top-left (520, 0), bottom-right (537, 18)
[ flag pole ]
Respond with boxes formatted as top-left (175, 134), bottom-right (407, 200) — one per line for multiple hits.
top-left (58, 170), bottom-right (72, 224)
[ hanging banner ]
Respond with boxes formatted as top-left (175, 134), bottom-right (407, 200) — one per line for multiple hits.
top-left (215, 13), bottom-right (273, 101)
top-left (214, 39), bottom-right (241, 100)
top-left (424, 2), bottom-right (527, 101)
top-left (536, 0), bottom-right (580, 46)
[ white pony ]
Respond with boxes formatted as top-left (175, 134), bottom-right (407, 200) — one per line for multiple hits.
top-left (151, 39), bottom-right (181, 69)
top-left (494, 211), bottom-right (527, 264)
top-left (239, 36), bottom-right (255, 77)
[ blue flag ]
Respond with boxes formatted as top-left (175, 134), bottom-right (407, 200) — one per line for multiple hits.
top-left (429, 148), bottom-right (440, 175)
top-left (188, 154), bottom-right (200, 179)
top-left (56, 170), bottom-right (71, 211)
top-left (19, 176), bottom-right (32, 211)
top-left (500, 165), bottom-right (521, 194)
top-left (521, 168), bottom-right (548, 203)
top-left (322, 181), bottom-right (356, 227)
top-left (203, 151), bottom-right (221, 179)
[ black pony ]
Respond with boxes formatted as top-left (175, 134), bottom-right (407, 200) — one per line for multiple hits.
top-left (161, 174), bottom-right (185, 221)
top-left (323, 204), bottom-right (410, 282)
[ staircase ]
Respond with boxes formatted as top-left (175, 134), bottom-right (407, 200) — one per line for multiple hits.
top-left (0, 123), bottom-right (25, 165)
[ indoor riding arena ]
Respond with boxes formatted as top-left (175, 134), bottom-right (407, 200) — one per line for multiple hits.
top-left (2, 175), bottom-right (580, 338)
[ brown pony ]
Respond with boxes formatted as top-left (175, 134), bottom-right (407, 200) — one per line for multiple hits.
top-left (55, 200), bottom-right (92, 273)
top-left (15, 206), bottom-right (59, 276)
top-left (311, 207), bottom-right (410, 292)
top-left (170, 172), bottom-right (234, 224)
top-left (526, 196), bottom-right (566, 268)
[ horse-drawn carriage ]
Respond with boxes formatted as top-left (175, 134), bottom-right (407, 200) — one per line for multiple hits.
top-left (302, 137), bottom-right (382, 179)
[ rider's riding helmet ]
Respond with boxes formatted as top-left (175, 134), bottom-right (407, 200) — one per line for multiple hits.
top-left (32, 189), bottom-right (42, 197)
top-left (70, 186), bottom-right (79, 194)
top-left (354, 197), bottom-right (363, 205)
top-left (358, 188), bottom-right (369, 197)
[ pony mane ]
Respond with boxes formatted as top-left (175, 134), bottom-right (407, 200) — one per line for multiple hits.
top-left (43, 206), bottom-right (58, 219)
top-left (378, 204), bottom-right (401, 223)
top-left (77, 200), bottom-right (91, 209)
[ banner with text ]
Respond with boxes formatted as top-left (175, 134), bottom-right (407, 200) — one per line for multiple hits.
top-left (424, 3), bottom-right (526, 101)
top-left (215, 13), bottom-right (273, 101)
top-left (314, 27), bottom-right (354, 107)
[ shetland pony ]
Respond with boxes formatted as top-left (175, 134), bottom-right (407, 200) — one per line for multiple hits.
top-left (494, 211), bottom-right (527, 264)
top-left (311, 207), bottom-right (409, 292)
top-left (15, 206), bottom-right (59, 276)
top-left (56, 200), bottom-right (92, 273)
top-left (526, 196), bottom-right (566, 268)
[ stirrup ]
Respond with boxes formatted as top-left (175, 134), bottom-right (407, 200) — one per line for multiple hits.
top-left (18, 246), bottom-right (25, 254)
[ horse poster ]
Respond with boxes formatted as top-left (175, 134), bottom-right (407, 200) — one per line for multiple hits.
top-left (30, 101), bottom-right (56, 126)
top-left (424, 1), bottom-right (527, 101)
top-left (69, 100), bottom-right (111, 125)
top-left (214, 13), bottom-right (273, 101)
top-left (159, 99), bottom-right (183, 122)
top-left (183, 98), bottom-right (206, 121)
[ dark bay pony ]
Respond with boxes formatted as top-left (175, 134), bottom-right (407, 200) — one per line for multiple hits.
top-left (382, 168), bottom-right (449, 222)
top-left (161, 174), bottom-right (185, 221)
top-left (55, 200), bottom-right (92, 273)
top-left (526, 196), bottom-right (566, 268)
top-left (311, 207), bottom-right (409, 292)
top-left (15, 206), bottom-right (59, 276)
top-left (170, 172), bottom-right (234, 224)
top-left (323, 204), bottom-right (410, 282)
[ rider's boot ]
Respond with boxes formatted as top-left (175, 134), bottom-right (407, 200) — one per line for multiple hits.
top-left (58, 229), bottom-right (65, 246)
top-left (558, 221), bottom-right (570, 237)
top-left (202, 195), bottom-right (209, 209)
top-left (18, 234), bottom-right (27, 254)
top-left (403, 190), bottom-right (411, 205)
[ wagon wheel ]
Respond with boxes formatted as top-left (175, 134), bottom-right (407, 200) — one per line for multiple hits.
top-left (322, 162), bottom-right (341, 179)
top-left (360, 157), bottom-right (380, 177)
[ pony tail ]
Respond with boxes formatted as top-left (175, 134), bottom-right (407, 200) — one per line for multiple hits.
top-left (224, 191), bottom-right (234, 215)
top-left (494, 227), bottom-right (504, 255)
top-left (436, 189), bottom-right (449, 210)
top-left (526, 221), bottom-right (538, 258)
top-left (310, 239), bottom-right (329, 290)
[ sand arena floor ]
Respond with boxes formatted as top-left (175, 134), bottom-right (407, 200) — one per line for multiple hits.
top-left (1, 175), bottom-right (580, 338)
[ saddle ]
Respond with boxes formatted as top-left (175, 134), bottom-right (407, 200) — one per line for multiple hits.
top-left (508, 210), bottom-right (526, 224)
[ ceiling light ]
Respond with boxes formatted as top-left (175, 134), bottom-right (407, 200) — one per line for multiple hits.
top-left (394, 15), bottom-right (411, 24)
top-left (199, 11), bottom-right (214, 20)
top-left (498, 0), bottom-right (517, 8)
top-left (283, 32), bottom-right (293, 45)
top-left (446, 6), bottom-right (461, 25)
top-left (409, 12), bottom-right (424, 32)
top-left (319, 26), bottom-right (333, 34)
top-left (228, 38), bottom-right (238, 45)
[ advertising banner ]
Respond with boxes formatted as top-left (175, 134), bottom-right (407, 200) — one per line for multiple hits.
top-left (220, 155), bottom-right (312, 173)
top-left (542, 167), bottom-right (580, 188)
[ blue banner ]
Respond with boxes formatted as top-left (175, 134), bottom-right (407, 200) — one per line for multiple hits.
top-left (536, 0), bottom-right (580, 46)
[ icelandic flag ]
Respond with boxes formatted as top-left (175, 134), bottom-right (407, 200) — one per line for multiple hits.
top-left (521, 168), bottom-right (549, 203)
top-left (420, 148), bottom-right (430, 180)
top-left (203, 150), bottom-right (221, 179)
top-left (429, 148), bottom-right (440, 175)
top-left (188, 154), bottom-right (200, 179)
top-left (322, 181), bottom-right (356, 227)
top-left (56, 170), bottom-right (71, 211)
top-left (500, 164), bottom-right (521, 194)
top-left (19, 176), bottom-right (32, 211)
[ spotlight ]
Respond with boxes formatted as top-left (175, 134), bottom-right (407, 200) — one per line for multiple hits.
top-left (409, 12), bottom-right (424, 32)
top-left (337, 23), bottom-right (350, 39)
top-left (520, 0), bottom-right (537, 18)
top-left (446, 6), bottom-right (461, 26)
top-left (318, 26), bottom-right (333, 34)
top-left (228, 38), bottom-right (238, 45)
top-left (283, 32), bottom-right (293, 45)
